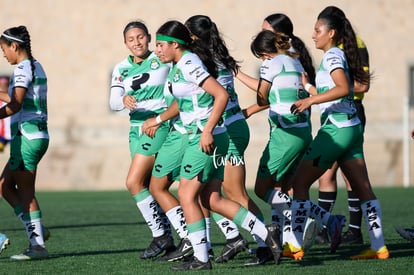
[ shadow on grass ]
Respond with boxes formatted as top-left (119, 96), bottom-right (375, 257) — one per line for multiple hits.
top-left (3, 221), bottom-right (145, 232)
top-left (313, 241), bottom-right (414, 259)
top-left (49, 248), bottom-right (140, 259)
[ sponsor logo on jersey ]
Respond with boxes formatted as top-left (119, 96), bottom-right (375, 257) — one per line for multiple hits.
top-left (131, 73), bottom-right (150, 91)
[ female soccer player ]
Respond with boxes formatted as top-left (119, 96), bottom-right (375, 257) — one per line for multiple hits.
top-left (153, 20), bottom-right (281, 270)
top-left (109, 21), bottom-right (174, 259)
top-left (312, 6), bottom-right (372, 246)
top-left (235, 14), bottom-right (317, 264)
top-left (141, 60), bottom-right (191, 263)
top-left (0, 26), bottom-right (49, 260)
top-left (184, 14), bottom-right (264, 264)
top-left (287, 8), bottom-right (389, 260)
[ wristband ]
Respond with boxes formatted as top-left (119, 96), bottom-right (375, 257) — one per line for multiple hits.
top-left (155, 115), bottom-right (163, 124)
top-left (304, 83), bottom-right (313, 93)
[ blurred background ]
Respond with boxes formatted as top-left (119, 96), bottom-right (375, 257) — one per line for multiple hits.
top-left (0, 0), bottom-right (412, 190)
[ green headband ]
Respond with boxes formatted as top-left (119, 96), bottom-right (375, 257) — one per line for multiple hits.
top-left (156, 34), bottom-right (186, 45)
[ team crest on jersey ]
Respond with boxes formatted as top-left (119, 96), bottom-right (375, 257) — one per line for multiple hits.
top-left (150, 58), bottom-right (160, 70)
top-left (173, 69), bottom-right (181, 82)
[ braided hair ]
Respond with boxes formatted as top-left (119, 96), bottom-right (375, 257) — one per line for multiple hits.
top-left (0, 26), bottom-right (36, 80)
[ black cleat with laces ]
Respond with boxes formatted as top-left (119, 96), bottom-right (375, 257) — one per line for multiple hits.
top-left (243, 247), bottom-right (273, 266)
top-left (158, 237), bottom-right (193, 262)
top-left (170, 256), bottom-right (212, 271)
top-left (140, 233), bottom-right (175, 259)
top-left (215, 234), bottom-right (248, 263)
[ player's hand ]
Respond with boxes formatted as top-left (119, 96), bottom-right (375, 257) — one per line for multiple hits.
top-left (291, 97), bottom-right (312, 115)
top-left (199, 132), bottom-right (215, 155)
top-left (123, 95), bottom-right (137, 110)
top-left (142, 117), bottom-right (160, 138)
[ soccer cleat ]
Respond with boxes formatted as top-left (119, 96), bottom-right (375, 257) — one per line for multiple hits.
top-left (264, 224), bottom-right (282, 264)
top-left (395, 227), bottom-right (414, 242)
top-left (158, 237), bottom-right (193, 262)
top-left (243, 247), bottom-right (273, 266)
top-left (341, 229), bottom-right (363, 245)
top-left (282, 243), bottom-right (304, 260)
top-left (303, 218), bottom-right (322, 250)
top-left (215, 234), bottom-right (248, 263)
top-left (140, 233), bottom-right (175, 259)
top-left (0, 233), bottom-right (10, 255)
top-left (327, 215), bottom-right (346, 253)
top-left (351, 246), bottom-right (389, 260)
top-left (170, 256), bottom-right (212, 271)
top-left (10, 245), bottom-right (49, 260)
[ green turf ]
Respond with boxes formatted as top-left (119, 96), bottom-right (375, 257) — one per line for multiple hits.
top-left (1, 187), bottom-right (413, 274)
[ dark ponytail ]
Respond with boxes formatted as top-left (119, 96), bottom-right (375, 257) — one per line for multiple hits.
top-left (185, 15), bottom-right (240, 75)
top-left (317, 12), bottom-right (370, 85)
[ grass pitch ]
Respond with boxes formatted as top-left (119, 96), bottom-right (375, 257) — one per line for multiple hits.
top-left (1, 187), bottom-right (413, 274)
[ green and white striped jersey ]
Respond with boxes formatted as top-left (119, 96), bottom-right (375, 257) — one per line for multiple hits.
top-left (260, 54), bottom-right (309, 128)
top-left (9, 59), bottom-right (48, 140)
top-left (316, 47), bottom-right (359, 128)
top-left (111, 52), bottom-right (168, 124)
top-left (167, 51), bottom-right (225, 134)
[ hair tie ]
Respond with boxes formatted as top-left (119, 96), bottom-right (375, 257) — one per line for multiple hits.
top-left (1, 33), bottom-right (24, 43)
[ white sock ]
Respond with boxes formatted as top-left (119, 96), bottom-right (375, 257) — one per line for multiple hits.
top-left (270, 208), bottom-right (283, 228)
top-left (166, 206), bottom-right (188, 239)
top-left (282, 209), bottom-right (295, 245)
top-left (134, 189), bottom-right (165, 238)
top-left (22, 212), bottom-right (45, 247)
top-left (234, 207), bottom-right (267, 242)
top-left (291, 200), bottom-right (311, 248)
top-left (268, 190), bottom-right (291, 211)
top-left (309, 200), bottom-right (331, 226)
top-left (159, 207), bottom-right (173, 237)
top-left (361, 199), bottom-right (385, 251)
top-left (187, 220), bottom-right (208, 263)
top-left (212, 212), bottom-right (239, 240)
